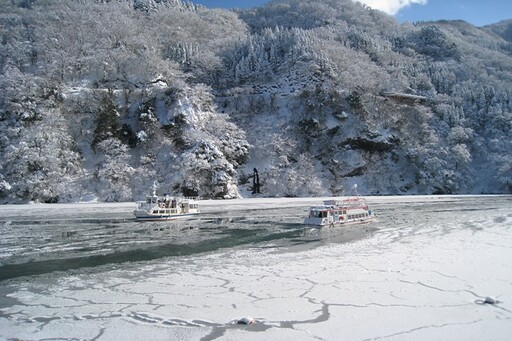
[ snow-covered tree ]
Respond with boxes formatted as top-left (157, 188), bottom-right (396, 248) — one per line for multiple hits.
top-left (1, 108), bottom-right (82, 202)
top-left (1, 0), bottom-right (512, 202)
top-left (95, 138), bottom-right (134, 202)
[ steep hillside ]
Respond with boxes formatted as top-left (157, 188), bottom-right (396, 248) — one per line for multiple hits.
top-left (485, 19), bottom-right (512, 42)
top-left (0, 0), bottom-right (511, 203)
top-left (224, 2), bottom-right (512, 196)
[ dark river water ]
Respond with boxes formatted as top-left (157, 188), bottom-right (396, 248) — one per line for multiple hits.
top-left (0, 204), bottom-right (324, 281)
top-left (0, 196), bottom-right (510, 282)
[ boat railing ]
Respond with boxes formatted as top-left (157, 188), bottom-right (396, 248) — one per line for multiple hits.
top-left (182, 196), bottom-right (200, 201)
top-left (137, 201), bottom-right (153, 210)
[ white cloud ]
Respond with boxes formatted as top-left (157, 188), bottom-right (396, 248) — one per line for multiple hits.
top-left (354, 0), bottom-right (427, 15)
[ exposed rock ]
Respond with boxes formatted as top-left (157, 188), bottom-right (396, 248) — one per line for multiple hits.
top-left (342, 136), bottom-right (396, 153)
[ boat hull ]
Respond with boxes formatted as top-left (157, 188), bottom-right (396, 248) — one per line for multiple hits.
top-left (304, 216), bottom-right (375, 227)
top-left (134, 211), bottom-right (199, 222)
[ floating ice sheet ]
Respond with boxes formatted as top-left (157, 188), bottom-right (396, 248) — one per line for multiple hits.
top-left (1, 195), bottom-right (511, 340)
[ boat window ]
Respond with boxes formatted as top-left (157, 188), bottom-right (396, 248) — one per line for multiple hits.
top-left (312, 211), bottom-right (325, 218)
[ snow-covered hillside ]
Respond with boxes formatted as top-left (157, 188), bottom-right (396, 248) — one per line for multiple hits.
top-left (0, 0), bottom-right (511, 203)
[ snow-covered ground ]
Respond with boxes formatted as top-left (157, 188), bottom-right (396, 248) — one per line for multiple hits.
top-left (0, 195), bottom-right (511, 340)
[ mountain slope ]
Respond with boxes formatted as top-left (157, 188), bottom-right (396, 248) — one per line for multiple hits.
top-left (0, 0), bottom-right (511, 203)
top-left (485, 19), bottom-right (512, 42)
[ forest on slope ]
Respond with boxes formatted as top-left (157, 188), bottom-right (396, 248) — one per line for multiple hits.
top-left (1, 0), bottom-right (511, 203)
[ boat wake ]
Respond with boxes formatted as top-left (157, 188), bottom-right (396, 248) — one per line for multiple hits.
top-left (0, 207), bottom-right (319, 280)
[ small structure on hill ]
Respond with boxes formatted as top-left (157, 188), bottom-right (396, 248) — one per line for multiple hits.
top-left (250, 168), bottom-right (261, 194)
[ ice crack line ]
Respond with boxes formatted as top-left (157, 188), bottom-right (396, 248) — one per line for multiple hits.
top-left (362, 319), bottom-right (483, 341)
top-left (128, 311), bottom-right (216, 327)
top-left (203, 301), bottom-right (331, 340)
top-left (278, 302), bottom-right (330, 329)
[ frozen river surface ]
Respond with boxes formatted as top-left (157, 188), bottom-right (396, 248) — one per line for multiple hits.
top-left (0, 195), bottom-right (511, 340)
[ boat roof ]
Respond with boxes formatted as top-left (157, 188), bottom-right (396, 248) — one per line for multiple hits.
top-left (309, 205), bottom-right (335, 210)
top-left (309, 199), bottom-right (369, 210)
top-left (138, 195), bottom-right (199, 203)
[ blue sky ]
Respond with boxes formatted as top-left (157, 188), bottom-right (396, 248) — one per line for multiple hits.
top-left (192, 0), bottom-right (512, 27)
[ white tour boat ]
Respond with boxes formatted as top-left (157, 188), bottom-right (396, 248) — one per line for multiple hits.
top-left (134, 186), bottom-right (200, 221)
top-left (304, 188), bottom-right (375, 227)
